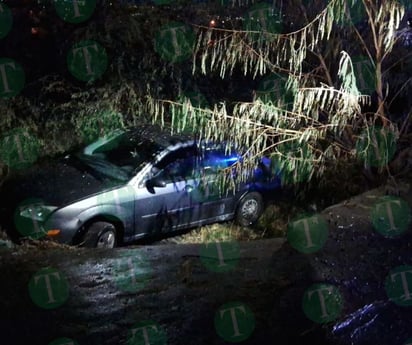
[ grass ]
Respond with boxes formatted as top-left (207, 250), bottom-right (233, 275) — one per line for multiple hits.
top-left (0, 155), bottom-right (387, 249)
top-left (162, 223), bottom-right (267, 244)
top-left (158, 200), bottom-right (309, 245)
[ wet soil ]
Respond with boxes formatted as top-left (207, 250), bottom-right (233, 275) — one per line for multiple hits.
top-left (0, 178), bottom-right (411, 345)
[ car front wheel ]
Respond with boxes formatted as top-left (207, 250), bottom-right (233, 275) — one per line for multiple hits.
top-left (235, 192), bottom-right (264, 227)
top-left (82, 221), bottom-right (117, 248)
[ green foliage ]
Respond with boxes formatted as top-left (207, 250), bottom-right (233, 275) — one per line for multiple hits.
top-left (195, 0), bottom-right (350, 79)
top-left (0, 75), bottom-right (145, 168)
top-left (149, 0), bottom-right (409, 189)
top-left (0, 0), bottom-right (409, 194)
top-left (148, 45), bottom-right (368, 187)
top-left (356, 125), bottom-right (398, 169)
top-left (0, 126), bottom-right (42, 172)
top-left (171, 91), bottom-right (211, 134)
top-left (255, 73), bottom-right (294, 108)
top-left (72, 108), bottom-right (125, 144)
top-left (0, 100), bottom-right (18, 131)
top-left (270, 140), bottom-right (314, 186)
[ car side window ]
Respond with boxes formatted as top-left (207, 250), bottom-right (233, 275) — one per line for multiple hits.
top-left (155, 146), bottom-right (198, 183)
top-left (201, 149), bottom-right (239, 176)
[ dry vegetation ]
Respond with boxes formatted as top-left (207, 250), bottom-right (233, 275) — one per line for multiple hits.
top-left (0, 0), bottom-right (410, 249)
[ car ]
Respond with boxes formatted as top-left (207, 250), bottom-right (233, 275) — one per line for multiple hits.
top-left (0, 124), bottom-right (281, 248)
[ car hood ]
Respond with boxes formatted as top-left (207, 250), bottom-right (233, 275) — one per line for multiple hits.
top-left (0, 156), bottom-right (125, 209)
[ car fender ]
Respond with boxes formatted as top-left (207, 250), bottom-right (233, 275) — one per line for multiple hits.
top-left (76, 203), bottom-right (134, 233)
top-left (235, 188), bottom-right (254, 206)
top-left (46, 203), bottom-right (133, 245)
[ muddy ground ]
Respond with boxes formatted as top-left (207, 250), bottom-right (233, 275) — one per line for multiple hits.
top-left (0, 178), bottom-right (411, 345)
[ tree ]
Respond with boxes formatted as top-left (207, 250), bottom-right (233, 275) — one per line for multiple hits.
top-left (148, 0), bottom-right (410, 189)
top-left (0, 0), bottom-right (410, 195)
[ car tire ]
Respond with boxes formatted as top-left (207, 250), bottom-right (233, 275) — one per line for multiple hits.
top-left (82, 222), bottom-right (117, 248)
top-left (235, 192), bottom-right (264, 227)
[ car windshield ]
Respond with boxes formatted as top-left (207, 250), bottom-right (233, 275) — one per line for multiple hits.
top-left (76, 130), bottom-right (164, 180)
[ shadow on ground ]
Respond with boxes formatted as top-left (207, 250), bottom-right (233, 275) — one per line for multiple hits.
top-left (0, 179), bottom-right (411, 345)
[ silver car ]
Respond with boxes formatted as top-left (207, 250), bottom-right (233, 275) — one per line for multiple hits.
top-left (1, 125), bottom-right (281, 248)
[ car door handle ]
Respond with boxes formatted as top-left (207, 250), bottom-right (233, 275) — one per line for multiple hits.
top-left (185, 185), bottom-right (194, 193)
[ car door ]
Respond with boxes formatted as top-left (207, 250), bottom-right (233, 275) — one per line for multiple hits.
top-left (190, 147), bottom-right (239, 221)
top-left (133, 145), bottom-right (199, 235)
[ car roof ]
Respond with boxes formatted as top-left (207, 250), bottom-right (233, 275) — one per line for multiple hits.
top-left (127, 124), bottom-right (195, 149)
top-left (83, 124), bottom-right (195, 156)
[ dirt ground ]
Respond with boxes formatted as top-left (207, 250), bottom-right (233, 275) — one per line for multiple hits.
top-left (0, 177), bottom-right (411, 345)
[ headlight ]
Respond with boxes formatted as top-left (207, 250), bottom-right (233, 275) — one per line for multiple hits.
top-left (19, 204), bottom-right (58, 222)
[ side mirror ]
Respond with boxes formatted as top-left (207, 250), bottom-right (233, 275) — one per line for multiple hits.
top-left (146, 168), bottom-right (167, 189)
top-left (146, 177), bottom-right (166, 188)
